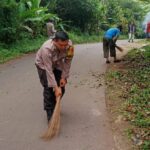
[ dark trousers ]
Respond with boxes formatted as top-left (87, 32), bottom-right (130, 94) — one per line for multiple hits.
top-left (103, 37), bottom-right (116, 58)
top-left (36, 66), bottom-right (65, 113)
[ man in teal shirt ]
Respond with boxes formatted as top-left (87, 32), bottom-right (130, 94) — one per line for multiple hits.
top-left (103, 25), bottom-right (122, 63)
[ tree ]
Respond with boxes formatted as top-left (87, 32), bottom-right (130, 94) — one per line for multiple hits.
top-left (0, 0), bottom-right (57, 43)
top-left (52, 0), bottom-right (103, 33)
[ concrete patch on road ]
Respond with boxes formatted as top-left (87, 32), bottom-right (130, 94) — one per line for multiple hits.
top-left (91, 109), bottom-right (102, 117)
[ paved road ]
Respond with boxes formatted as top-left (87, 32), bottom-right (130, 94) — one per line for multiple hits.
top-left (0, 41), bottom-right (140, 150)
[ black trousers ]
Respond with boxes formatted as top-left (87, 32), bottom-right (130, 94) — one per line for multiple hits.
top-left (103, 37), bottom-right (116, 58)
top-left (36, 66), bottom-right (65, 113)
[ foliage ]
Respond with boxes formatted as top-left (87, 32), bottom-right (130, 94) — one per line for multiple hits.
top-left (0, 31), bottom-right (103, 63)
top-left (52, 0), bottom-right (102, 33)
top-left (0, 36), bottom-right (46, 63)
top-left (106, 45), bottom-right (150, 149)
top-left (68, 31), bottom-right (103, 44)
top-left (0, 0), bottom-right (20, 43)
top-left (0, 0), bottom-right (149, 44)
top-left (100, 0), bottom-right (147, 37)
top-left (0, 0), bottom-right (57, 44)
top-left (0, 0), bottom-right (150, 62)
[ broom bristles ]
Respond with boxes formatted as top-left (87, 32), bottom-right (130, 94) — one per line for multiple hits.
top-left (41, 96), bottom-right (61, 140)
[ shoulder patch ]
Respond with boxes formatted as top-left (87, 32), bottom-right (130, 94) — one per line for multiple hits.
top-left (66, 46), bottom-right (74, 59)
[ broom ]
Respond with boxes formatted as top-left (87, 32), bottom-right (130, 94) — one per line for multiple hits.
top-left (41, 96), bottom-right (61, 140)
top-left (115, 45), bottom-right (124, 52)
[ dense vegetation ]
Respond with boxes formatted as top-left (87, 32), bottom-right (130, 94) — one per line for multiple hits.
top-left (106, 44), bottom-right (150, 149)
top-left (0, 0), bottom-right (149, 43)
top-left (0, 1), bottom-right (150, 149)
top-left (0, 0), bottom-right (149, 62)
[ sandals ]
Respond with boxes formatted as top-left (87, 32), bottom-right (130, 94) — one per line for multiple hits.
top-left (114, 59), bottom-right (121, 63)
top-left (106, 59), bottom-right (121, 64)
top-left (106, 60), bottom-right (111, 64)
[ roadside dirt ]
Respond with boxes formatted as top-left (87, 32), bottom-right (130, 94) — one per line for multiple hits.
top-left (105, 40), bottom-right (148, 150)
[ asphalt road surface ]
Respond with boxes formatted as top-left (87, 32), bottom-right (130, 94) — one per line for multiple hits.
top-left (0, 41), bottom-right (141, 150)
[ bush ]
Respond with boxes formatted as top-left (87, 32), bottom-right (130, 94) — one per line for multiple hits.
top-left (0, 2), bottom-right (20, 43)
top-left (54, 0), bottom-right (102, 33)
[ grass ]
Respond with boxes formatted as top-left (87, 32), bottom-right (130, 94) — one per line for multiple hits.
top-left (69, 31), bottom-right (102, 44)
top-left (106, 44), bottom-right (150, 149)
top-left (0, 32), bottom-right (103, 64)
top-left (0, 31), bottom-right (128, 64)
top-left (69, 31), bottom-right (127, 44)
top-left (0, 36), bottom-right (46, 63)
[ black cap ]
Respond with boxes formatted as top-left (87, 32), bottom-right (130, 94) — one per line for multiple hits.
top-left (53, 31), bottom-right (69, 41)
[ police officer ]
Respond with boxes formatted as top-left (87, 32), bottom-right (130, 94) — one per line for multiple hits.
top-left (35, 31), bottom-right (74, 122)
top-left (103, 25), bottom-right (122, 63)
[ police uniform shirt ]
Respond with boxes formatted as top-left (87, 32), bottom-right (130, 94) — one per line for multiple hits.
top-left (35, 39), bottom-right (74, 87)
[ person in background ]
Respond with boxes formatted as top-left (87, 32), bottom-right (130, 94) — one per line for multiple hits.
top-left (146, 21), bottom-right (150, 39)
top-left (46, 19), bottom-right (56, 38)
top-left (103, 25), bottom-right (123, 64)
top-left (128, 21), bottom-right (136, 42)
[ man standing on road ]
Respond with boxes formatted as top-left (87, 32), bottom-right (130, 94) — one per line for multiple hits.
top-left (35, 31), bottom-right (74, 122)
top-left (128, 21), bottom-right (136, 42)
top-left (46, 20), bottom-right (56, 38)
top-left (103, 25), bottom-right (123, 64)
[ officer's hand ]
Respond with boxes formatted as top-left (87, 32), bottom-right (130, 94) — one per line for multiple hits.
top-left (54, 86), bottom-right (62, 98)
top-left (60, 78), bottom-right (67, 87)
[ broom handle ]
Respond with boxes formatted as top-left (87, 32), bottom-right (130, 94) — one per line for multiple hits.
top-left (56, 96), bottom-right (61, 102)
top-left (115, 45), bottom-right (120, 49)
top-left (115, 45), bottom-right (123, 52)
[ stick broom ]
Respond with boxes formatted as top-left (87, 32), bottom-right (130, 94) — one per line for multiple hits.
top-left (41, 96), bottom-right (61, 140)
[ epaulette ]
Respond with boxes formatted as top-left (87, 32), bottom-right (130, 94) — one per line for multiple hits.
top-left (66, 46), bottom-right (74, 59)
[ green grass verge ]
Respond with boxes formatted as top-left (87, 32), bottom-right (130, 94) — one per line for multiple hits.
top-left (69, 32), bottom-right (102, 44)
top-left (0, 36), bottom-right (47, 63)
top-left (106, 45), bottom-right (150, 149)
top-left (0, 33), bottom-right (103, 64)
top-left (0, 31), bottom-right (128, 64)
